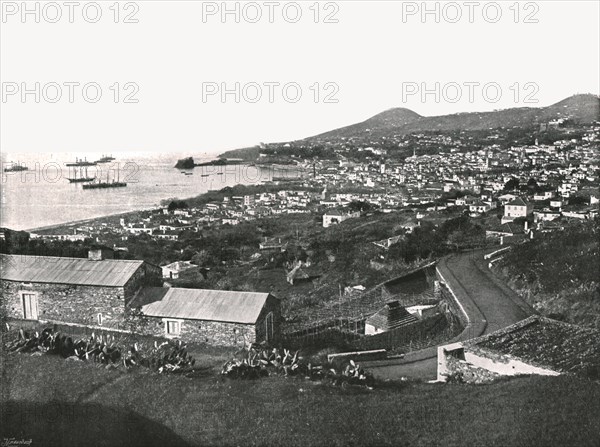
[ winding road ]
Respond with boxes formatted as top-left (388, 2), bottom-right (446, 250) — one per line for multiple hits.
top-left (364, 249), bottom-right (536, 380)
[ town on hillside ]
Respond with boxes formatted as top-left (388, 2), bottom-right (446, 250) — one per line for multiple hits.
top-left (2, 100), bottom-right (599, 446)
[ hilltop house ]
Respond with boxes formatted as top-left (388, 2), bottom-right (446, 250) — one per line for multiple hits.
top-left (323, 209), bottom-right (361, 228)
top-left (0, 249), bottom-right (162, 329)
top-left (161, 260), bottom-right (196, 279)
top-left (129, 287), bottom-right (281, 347)
top-left (502, 197), bottom-right (533, 223)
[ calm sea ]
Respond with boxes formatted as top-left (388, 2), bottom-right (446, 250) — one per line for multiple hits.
top-left (1, 152), bottom-right (290, 231)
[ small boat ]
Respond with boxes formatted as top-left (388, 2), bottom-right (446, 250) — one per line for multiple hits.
top-left (68, 177), bottom-right (96, 183)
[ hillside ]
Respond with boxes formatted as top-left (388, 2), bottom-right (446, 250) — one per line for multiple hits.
top-left (313, 107), bottom-right (422, 140)
top-left (220, 94), bottom-right (599, 160)
top-left (493, 218), bottom-right (600, 329)
top-left (308, 94), bottom-right (600, 141)
top-left (2, 353), bottom-right (600, 446)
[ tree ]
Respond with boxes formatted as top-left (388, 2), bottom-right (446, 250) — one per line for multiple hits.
top-left (503, 177), bottom-right (519, 191)
top-left (168, 200), bottom-right (189, 212)
top-left (348, 201), bottom-right (375, 213)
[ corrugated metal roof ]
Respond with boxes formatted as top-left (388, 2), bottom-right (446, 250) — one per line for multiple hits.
top-left (0, 254), bottom-right (144, 287)
top-left (131, 287), bottom-right (271, 324)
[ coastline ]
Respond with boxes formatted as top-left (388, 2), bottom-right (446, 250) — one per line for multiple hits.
top-left (25, 210), bottom-right (139, 233)
top-left (22, 174), bottom-right (303, 234)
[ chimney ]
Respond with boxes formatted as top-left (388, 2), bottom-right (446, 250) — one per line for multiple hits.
top-left (88, 246), bottom-right (114, 261)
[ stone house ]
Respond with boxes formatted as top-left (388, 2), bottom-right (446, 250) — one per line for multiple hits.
top-left (0, 249), bottom-right (162, 329)
top-left (129, 287), bottom-right (281, 347)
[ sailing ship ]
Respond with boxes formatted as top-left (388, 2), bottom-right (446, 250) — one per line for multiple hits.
top-left (66, 157), bottom-right (97, 167)
top-left (67, 165), bottom-right (95, 183)
top-left (82, 169), bottom-right (127, 189)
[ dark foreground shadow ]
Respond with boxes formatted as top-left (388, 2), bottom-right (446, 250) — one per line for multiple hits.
top-left (1, 400), bottom-right (191, 447)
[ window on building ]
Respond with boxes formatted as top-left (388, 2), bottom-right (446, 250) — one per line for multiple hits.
top-left (165, 320), bottom-right (181, 336)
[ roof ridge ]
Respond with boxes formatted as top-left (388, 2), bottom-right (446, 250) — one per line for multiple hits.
top-left (0, 253), bottom-right (143, 263)
top-left (160, 286), bottom-right (270, 296)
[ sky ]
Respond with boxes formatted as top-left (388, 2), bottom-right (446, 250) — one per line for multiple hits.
top-left (1, 0), bottom-right (599, 156)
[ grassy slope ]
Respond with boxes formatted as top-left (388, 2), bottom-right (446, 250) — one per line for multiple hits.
top-left (2, 353), bottom-right (600, 447)
top-left (494, 219), bottom-right (600, 329)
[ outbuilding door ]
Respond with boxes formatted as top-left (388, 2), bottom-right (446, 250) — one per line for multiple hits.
top-left (265, 312), bottom-right (274, 342)
top-left (21, 292), bottom-right (39, 320)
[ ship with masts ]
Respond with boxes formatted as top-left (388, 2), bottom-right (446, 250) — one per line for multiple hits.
top-left (67, 168), bottom-right (96, 183)
top-left (82, 169), bottom-right (127, 190)
top-left (66, 157), bottom-right (97, 167)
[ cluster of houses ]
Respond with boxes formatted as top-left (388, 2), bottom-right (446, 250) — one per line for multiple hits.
top-left (29, 123), bottom-right (599, 246)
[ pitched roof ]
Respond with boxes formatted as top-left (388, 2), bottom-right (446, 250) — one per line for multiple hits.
top-left (465, 316), bottom-right (600, 376)
top-left (506, 197), bottom-right (529, 207)
top-left (365, 301), bottom-right (419, 332)
top-left (0, 254), bottom-right (144, 287)
top-left (130, 287), bottom-right (274, 324)
top-left (487, 222), bottom-right (524, 235)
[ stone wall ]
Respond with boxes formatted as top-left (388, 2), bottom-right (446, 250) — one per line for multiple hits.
top-left (437, 342), bottom-right (560, 383)
top-left (123, 263), bottom-right (163, 302)
top-left (255, 295), bottom-right (282, 343)
top-left (350, 313), bottom-right (448, 351)
top-left (437, 280), bottom-right (469, 327)
top-left (140, 317), bottom-right (256, 347)
top-left (443, 354), bottom-right (501, 384)
top-left (2, 279), bottom-right (126, 329)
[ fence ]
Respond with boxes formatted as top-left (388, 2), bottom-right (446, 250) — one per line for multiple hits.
top-left (283, 318), bottom-right (365, 349)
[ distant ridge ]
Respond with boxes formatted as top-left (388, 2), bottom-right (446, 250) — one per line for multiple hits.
top-left (220, 94), bottom-right (600, 158)
top-left (306, 94), bottom-right (600, 141)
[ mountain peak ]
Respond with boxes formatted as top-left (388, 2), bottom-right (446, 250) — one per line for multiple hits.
top-left (310, 107), bottom-right (421, 140)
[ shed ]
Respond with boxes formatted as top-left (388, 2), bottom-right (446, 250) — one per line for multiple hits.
top-left (364, 301), bottom-right (419, 335)
top-left (130, 287), bottom-right (281, 347)
top-left (0, 253), bottom-right (162, 329)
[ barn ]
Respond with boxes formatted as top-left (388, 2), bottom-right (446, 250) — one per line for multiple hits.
top-left (129, 287), bottom-right (281, 347)
top-left (0, 249), bottom-right (162, 329)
